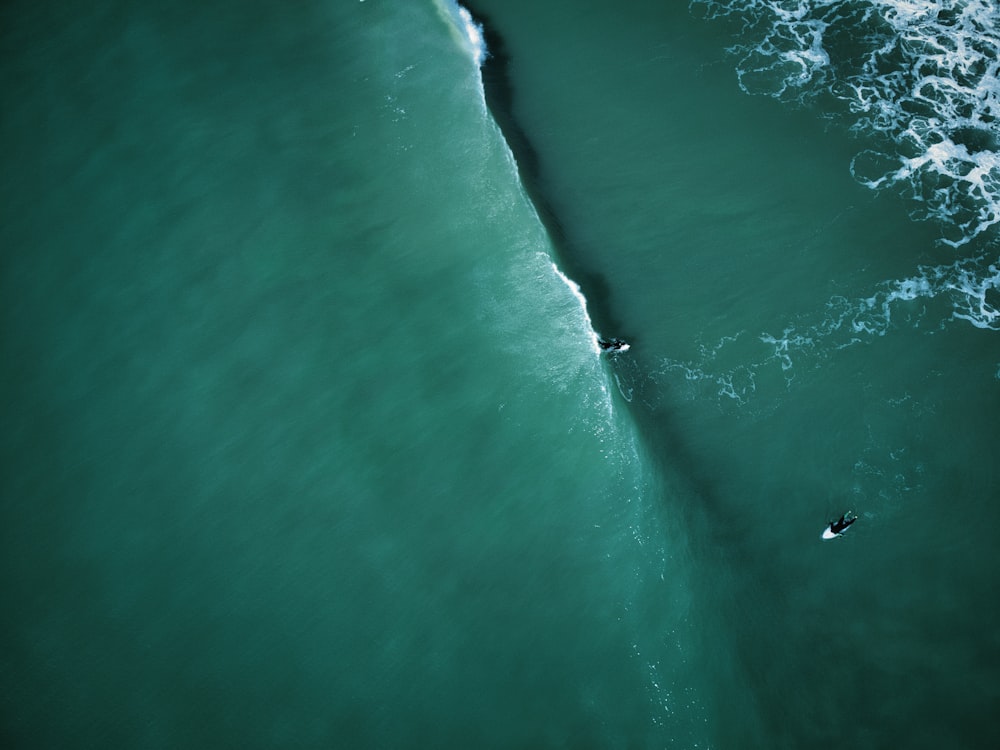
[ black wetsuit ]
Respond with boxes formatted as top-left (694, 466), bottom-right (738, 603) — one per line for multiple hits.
top-left (830, 515), bottom-right (857, 535)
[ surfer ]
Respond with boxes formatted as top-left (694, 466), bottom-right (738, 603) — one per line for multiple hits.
top-left (598, 337), bottom-right (630, 353)
top-left (822, 512), bottom-right (858, 540)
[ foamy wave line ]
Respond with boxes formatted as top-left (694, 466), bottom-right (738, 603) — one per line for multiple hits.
top-left (552, 262), bottom-right (602, 355)
top-left (437, 1), bottom-right (487, 69)
top-left (692, 0), bottom-right (1000, 248)
top-left (762, 256), bottom-right (1000, 367)
top-left (657, 255), bottom-right (999, 404)
top-left (456, 4), bottom-right (487, 68)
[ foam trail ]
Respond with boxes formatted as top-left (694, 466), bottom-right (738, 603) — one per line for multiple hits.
top-left (762, 257), bottom-right (1000, 365)
top-left (658, 254), bottom-right (999, 409)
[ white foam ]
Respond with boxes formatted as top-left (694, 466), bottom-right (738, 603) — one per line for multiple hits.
top-left (656, 356), bottom-right (759, 405)
top-left (945, 260), bottom-right (1000, 329)
top-left (760, 329), bottom-right (814, 371)
top-left (695, 0), bottom-right (1000, 333)
top-left (436, 1), bottom-right (486, 69)
top-left (763, 257), bottom-right (1000, 356)
top-left (552, 262), bottom-right (602, 355)
top-left (457, 6), bottom-right (487, 68)
top-left (657, 252), bottom-right (997, 410)
top-left (696, 0), bottom-right (1000, 248)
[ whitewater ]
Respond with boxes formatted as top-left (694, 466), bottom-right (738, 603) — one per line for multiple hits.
top-left (693, 0), bottom-right (1000, 344)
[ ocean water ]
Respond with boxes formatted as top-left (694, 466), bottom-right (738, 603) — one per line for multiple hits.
top-left (1, 1), bottom-right (998, 749)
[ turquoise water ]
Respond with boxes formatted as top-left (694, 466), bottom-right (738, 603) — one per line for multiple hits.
top-left (2, 1), bottom-right (998, 748)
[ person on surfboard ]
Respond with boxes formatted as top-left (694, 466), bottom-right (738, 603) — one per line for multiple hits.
top-left (598, 337), bottom-right (630, 353)
top-left (822, 512), bottom-right (858, 540)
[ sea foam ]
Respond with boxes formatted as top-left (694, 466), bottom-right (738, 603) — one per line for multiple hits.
top-left (693, 0), bottom-right (1000, 332)
top-left (436, 0), bottom-right (487, 69)
top-left (658, 253), bottom-right (999, 410)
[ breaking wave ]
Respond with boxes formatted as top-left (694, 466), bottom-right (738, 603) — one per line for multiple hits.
top-left (437, 0), bottom-right (487, 69)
